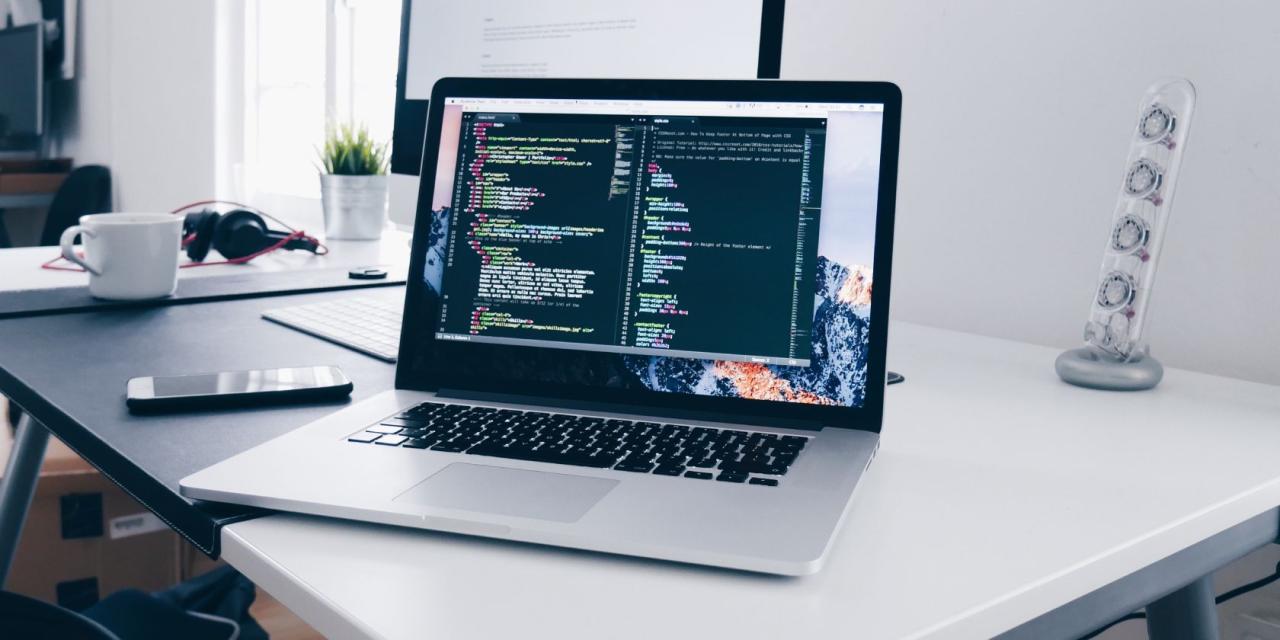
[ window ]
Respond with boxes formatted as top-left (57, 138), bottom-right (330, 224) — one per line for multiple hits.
top-left (241, 0), bottom-right (401, 207)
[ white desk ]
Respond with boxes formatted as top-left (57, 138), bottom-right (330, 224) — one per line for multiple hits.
top-left (219, 323), bottom-right (1280, 639)
top-left (0, 231), bottom-right (413, 294)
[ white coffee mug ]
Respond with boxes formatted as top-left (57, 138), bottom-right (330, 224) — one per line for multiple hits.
top-left (60, 213), bottom-right (184, 300)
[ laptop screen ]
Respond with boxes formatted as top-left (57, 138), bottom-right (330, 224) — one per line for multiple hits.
top-left (405, 86), bottom-right (893, 421)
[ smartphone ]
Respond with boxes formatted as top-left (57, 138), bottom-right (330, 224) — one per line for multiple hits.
top-left (126, 365), bottom-right (353, 413)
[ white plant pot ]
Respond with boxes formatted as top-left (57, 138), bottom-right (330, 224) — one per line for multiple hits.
top-left (319, 174), bottom-right (389, 240)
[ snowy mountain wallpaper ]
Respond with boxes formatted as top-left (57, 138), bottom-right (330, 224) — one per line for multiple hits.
top-left (622, 257), bottom-right (871, 406)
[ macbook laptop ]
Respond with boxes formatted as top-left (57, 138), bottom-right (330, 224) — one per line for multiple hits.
top-left (181, 78), bottom-right (901, 575)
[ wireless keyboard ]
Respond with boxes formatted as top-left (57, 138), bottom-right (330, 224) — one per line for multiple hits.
top-left (263, 295), bottom-right (402, 362)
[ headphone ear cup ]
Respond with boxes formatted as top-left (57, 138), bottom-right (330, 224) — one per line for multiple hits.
top-left (183, 211), bottom-right (221, 261)
top-left (212, 210), bottom-right (274, 260)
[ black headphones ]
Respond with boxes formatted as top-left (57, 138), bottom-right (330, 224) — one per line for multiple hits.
top-left (181, 209), bottom-right (321, 261)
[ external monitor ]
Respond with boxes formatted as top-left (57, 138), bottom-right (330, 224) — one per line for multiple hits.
top-left (388, 0), bottom-right (786, 229)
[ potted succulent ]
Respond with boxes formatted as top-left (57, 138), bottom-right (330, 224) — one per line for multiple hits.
top-left (317, 123), bottom-right (390, 240)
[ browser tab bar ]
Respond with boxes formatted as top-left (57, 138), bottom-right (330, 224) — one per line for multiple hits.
top-left (449, 97), bottom-right (883, 118)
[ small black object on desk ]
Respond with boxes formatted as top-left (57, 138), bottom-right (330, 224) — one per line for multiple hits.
top-left (348, 267), bottom-right (388, 280)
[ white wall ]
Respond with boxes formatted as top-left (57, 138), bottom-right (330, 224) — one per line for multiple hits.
top-left (783, 0), bottom-right (1280, 385)
top-left (54, 0), bottom-right (223, 211)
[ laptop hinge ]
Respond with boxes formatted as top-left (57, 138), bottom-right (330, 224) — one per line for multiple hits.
top-left (435, 388), bottom-right (829, 432)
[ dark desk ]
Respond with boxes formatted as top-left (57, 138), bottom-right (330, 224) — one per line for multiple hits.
top-left (0, 286), bottom-right (402, 554)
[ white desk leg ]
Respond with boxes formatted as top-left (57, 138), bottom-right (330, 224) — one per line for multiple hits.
top-left (0, 412), bottom-right (50, 587)
top-left (1145, 575), bottom-right (1219, 640)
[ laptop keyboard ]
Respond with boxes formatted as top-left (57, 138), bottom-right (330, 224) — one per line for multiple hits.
top-left (346, 401), bottom-right (810, 486)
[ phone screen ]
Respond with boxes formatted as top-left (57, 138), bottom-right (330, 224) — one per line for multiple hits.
top-left (150, 367), bottom-right (344, 398)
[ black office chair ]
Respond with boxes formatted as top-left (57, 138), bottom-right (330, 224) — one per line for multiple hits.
top-left (37, 164), bottom-right (113, 246)
top-left (0, 590), bottom-right (121, 640)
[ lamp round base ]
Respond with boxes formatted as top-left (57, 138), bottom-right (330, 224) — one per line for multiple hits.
top-left (1055, 346), bottom-right (1163, 391)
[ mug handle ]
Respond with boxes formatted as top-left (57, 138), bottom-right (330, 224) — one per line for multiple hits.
top-left (59, 225), bottom-right (102, 275)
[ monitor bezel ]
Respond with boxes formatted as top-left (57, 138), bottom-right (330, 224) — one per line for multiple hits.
top-left (390, 0), bottom-right (788, 176)
top-left (396, 77), bottom-right (900, 432)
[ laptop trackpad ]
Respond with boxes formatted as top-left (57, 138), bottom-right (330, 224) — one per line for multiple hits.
top-left (393, 463), bottom-right (619, 523)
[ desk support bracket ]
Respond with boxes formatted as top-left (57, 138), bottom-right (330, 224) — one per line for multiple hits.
top-left (1001, 510), bottom-right (1275, 640)
top-left (1146, 574), bottom-right (1218, 640)
top-left (0, 412), bottom-right (50, 587)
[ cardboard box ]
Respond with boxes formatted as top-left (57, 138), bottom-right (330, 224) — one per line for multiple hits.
top-left (1, 423), bottom-right (183, 611)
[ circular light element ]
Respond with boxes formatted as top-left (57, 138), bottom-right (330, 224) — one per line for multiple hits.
top-left (1096, 271), bottom-right (1137, 310)
top-left (1105, 312), bottom-right (1132, 350)
top-left (1124, 159), bottom-right (1163, 199)
top-left (1084, 313), bottom-right (1134, 354)
top-left (1084, 320), bottom-right (1110, 346)
top-left (1137, 103), bottom-right (1176, 143)
top-left (1110, 215), bottom-right (1150, 254)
